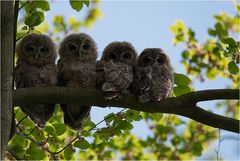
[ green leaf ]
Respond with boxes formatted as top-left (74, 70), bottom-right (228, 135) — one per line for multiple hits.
top-left (215, 22), bottom-right (228, 36)
top-left (228, 61), bottom-right (239, 75)
top-left (53, 123), bottom-right (66, 136)
top-left (174, 73), bottom-right (191, 86)
top-left (69, 0), bottom-right (83, 12)
top-left (8, 135), bottom-right (28, 158)
top-left (24, 11), bottom-right (44, 28)
top-left (83, 0), bottom-right (89, 7)
top-left (181, 50), bottom-right (190, 59)
top-left (32, 127), bottom-right (45, 141)
top-left (104, 113), bottom-right (114, 123)
top-left (192, 142), bottom-right (203, 156)
top-left (44, 125), bottom-right (55, 136)
top-left (35, 0), bottom-right (50, 11)
top-left (150, 113), bottom-right (163, 120)
top-left (64, 147), bottom-right (74, 160)
top-left (117, 120), bottom-right (133, 130)
top-left (126, 110), bottom-right (142, 121)
top-left (73, 138), bottom-right (90, 149)
top-left (26, 142), bottom-right (46, 160)
top-left (173, 86), bottom-right (191, 96)
top-left (25, 2), bottom-right (36, 15)
top-left (21, 26), bottom-right (28, 30)
top-left (208, 28), bottom-right (217, 36)
top-left (80, 130), bottom-right (91, 137)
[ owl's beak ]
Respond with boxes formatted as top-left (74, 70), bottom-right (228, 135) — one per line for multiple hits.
top-left (35, 54), bottom-right (38, 59)
top-left (78, 51), bottom-right (82, 57)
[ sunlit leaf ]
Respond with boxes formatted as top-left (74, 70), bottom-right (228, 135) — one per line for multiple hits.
top-left (174, 73), bottom-right (191, 86)
top-left (64, 147), bottom-right (75, 160)
top-left (24, 11), bottom-right (45, 28)
top-left (69, 0), bottom-right (83, 12)
top-left (73, 138), bottom-right (90, 149)
top-left (173, 86), bottom-right (191, 96)
top-left (53, 123), bottom-right (66, 136)
top-left (228, 60), bottom-right (239, 75)
top-left (35, 0), bottom-right (50, 11)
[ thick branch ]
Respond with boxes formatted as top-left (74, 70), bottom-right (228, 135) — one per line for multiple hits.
top-left (1, 1), bottom-right (14, 159)
top-left (13, 87), bottom-right (239, 133)
top-left (179, 106), bottom-right (239, 133)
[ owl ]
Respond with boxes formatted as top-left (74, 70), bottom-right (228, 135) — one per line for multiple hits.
top-left (58, 33), bottom-right (97, 130)
top-left (96, 41), bottom-right (137, 100)
top-left (15, 33), bottom-right (57, 127)
top-left (130, 48), bottom-right (173, 103)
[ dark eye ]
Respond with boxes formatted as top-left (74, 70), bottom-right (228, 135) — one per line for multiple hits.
top-left (82, 43), bottom-right (90, 50)
top-left (109, 52), bottom-right (117, 60)
top-left (27, 46), bottom-right (34, 52)
top-left (157, 57), bottom-right (165, 64)
top-left (123, 52), bottom-right (132, 59)
top-left (144, 57), bottom-right (151, 64)
top-left (67, 43), bottom-right (77, 51)
top-left (40, 46), bottom-right (49, 53)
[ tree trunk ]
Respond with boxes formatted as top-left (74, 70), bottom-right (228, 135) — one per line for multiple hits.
top-left (1, 0), bottom-right (14, 159)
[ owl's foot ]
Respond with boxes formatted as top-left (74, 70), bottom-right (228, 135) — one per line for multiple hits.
top-left (104, 91), bottom-right (121, 100)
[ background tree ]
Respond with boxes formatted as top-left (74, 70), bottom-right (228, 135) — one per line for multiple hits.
top-left (1, 0), bottom-right (239, 160)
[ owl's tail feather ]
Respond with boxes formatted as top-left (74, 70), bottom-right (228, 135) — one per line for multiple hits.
top-left (61, 104), bottom-right (91, 130)
top-left (20, 104), bottom-right (55, 128)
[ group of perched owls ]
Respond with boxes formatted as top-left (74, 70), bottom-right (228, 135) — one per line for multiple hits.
top-left (15, 33), bottom-right (173, 131)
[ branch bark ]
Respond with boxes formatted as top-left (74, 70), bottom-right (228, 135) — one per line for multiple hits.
top-left (1, 1), bottom-right (14, 159)
top-left (13, 87), bottom-right (239, 133)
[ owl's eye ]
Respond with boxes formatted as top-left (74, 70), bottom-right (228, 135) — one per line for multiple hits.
top-left (123, 51), bottom-right (132, 59)
top-left (144, 57), bottom-right (151, 64)
top-left (40, 46), bottom-right (49, 53)
top-left (157, 57), bottom-right (165, 64)
top-left (109, 52), bottom-right (117, 60)
top-left (82, 43), bottom-right (90, 50)
top-left (27, 46), bottom-right (35, 52)
top-left (67, 43), bottom-right (77, 51)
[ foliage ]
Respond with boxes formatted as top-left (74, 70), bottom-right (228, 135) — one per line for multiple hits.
top-left (7, 1), bottom-right (239, 160)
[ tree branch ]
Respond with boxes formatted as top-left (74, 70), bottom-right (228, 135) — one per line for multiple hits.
top-left (13, 87), bottom-right (239, 133)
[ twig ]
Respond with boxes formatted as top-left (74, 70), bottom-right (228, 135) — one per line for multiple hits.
top-left (24, 126), bottom-right (36, 136)
top-left (15, 115), bottom-right (27, 127)
top-left (16, 28), bottom-right (30, 42)
top-left (54, 108), bottom-right (126, 154)
top-left (214, 129), bottom-right (224, 161)
top-left (18, 1), bottom-right (29, 11)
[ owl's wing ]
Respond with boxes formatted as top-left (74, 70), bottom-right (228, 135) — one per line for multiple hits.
top-left (14, 62), bottom-right (26, 88)
top-left (151, 74), bottom-right (173, 102)
top-left (131, 66), bottom-right (151, 95)
top-left (103, 63), bottom-right (133, 91)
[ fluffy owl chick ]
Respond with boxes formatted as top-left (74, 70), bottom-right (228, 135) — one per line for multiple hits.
top-left (131, 48), bottom-right (173, 103)
top-left (58, 33), bottom-right (97, 130)
top-left (15, 33), bottom-right (57, 127)
top-left (96, 41), bottom-right (137, 100)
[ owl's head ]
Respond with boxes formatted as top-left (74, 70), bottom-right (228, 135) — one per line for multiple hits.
top-left (16, 33), bottom-right (56, 66)
top-left (138, 48), bottom-right (172, 69)
top-left (59, 33), bottom-right (97, 63)
top-left (102, 41), bottom-right (137, 66)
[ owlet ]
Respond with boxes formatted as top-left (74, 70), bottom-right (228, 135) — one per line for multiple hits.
top-left (96, 41), bottom-right (137, 100)
top-left (15, 33), bottom-right (57, 127)
top-left (130, 48), bottom-right (173, 103)
top-left (58, 33), bottom-right (97, 130)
